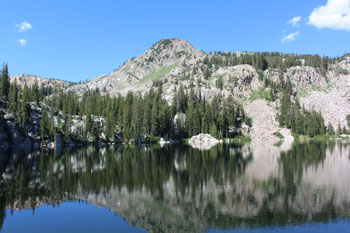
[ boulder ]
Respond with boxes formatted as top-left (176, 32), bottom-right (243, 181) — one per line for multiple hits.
top-left (188, 133), bottom-right (219, 150)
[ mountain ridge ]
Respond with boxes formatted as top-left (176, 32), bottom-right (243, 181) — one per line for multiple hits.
top-left (8, 38), bottom-right (350, 140)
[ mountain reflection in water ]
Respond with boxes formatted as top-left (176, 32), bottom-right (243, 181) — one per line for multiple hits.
top-left (0, 141), bottom-right (350, 233)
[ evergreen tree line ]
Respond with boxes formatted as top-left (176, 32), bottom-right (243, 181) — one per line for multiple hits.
top-left (202, 52), bottom-right (348, 73)
top-left (1, 65), bottom-right (249, 143)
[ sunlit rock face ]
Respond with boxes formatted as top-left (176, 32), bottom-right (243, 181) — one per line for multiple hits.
top-left (284, 66), bottom-right (328, 90)
top-left (213, 64), bottom-right (263, 96)
top-left (1, 142), bottom-right (350, 232)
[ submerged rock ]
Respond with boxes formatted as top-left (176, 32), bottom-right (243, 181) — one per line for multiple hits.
top-left (188, 133), bottom-right (219, 150)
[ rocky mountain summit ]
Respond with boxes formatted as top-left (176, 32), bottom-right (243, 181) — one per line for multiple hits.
top-left (66, 39), bottom-right (266, 103)
top-left (68, 38), bottom-right (206, 97)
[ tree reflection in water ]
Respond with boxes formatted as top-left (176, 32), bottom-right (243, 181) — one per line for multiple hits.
top-left (0, 142), bottom-right (350, 232)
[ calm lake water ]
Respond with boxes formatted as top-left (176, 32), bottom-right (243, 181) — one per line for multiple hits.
top-left (0, 141), bottom-right (350, 232)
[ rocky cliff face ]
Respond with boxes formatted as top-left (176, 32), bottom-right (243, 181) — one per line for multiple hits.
top-left (213, 64), bottom-right (263, 95)
top-left (284, 66), bottom-right (328, 90)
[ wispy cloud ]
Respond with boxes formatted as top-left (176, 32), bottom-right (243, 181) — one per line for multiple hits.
top-left (16, 39), bottom-right (27, 46)
top-left (287, 16), bottom-right (302, 27)
top-left (308, 0), bottom-right (350, 31)
top-left (16, 21), bottom-right (32, 32)
top-left (281, 31), bottom-right (299, 42)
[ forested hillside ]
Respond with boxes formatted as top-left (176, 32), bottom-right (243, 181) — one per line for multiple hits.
top-left (1, 38), bottom-right (350, 150)
top-left (0, 64), bottom-right (250, 149)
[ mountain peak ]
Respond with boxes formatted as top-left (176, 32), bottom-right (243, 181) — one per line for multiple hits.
top-left (151, 38), bottom-right (191, 49)
top-left (68, 38), bottom-right (206, 97)
top-left (145, 38), bottom-right (204, 61)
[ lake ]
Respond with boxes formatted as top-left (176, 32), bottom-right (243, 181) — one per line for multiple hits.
top-left (0, 141), bottom-right (350, 232)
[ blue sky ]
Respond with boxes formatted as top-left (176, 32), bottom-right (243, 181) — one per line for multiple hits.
top-left (1, 0), bottom-right (350, 82)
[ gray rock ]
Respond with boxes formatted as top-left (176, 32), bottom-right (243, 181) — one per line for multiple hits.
top-left (188, 134), bottom-right (219, 150)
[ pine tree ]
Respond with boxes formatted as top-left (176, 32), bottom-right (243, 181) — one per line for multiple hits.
top-left (85, 112), bottom-right (92, 137)
top-left (216, 76), bottom-right (224, 90)
top-left (32, 80), bottom-right (39, 105)
top-left (150, 96), bottom-right (159, 136)
top-left (159, 104), bottom-right (170, 138)
top-left (0, 64), bottom-right (10, 99)
top-left (49, 113), bottom-right (56, 138)
top-left (105, 110), bottom-right (115, 141)
top-left (8, 83), bottom-right (18, 113)
top-left (63, 113), bottom-right (71, 143)
top-left (123, 91), bottom-right (133, 140)
top-left (143, 99), bottom-right (151, 134)
top-left (201, 104), bottom-right (210, 134)
top-left (21, 84), bottom-right (31, 127)
top-left (209, 123), bottom-right (218, 138)
top-left (133, 95), bottom-right (143, 138)
top-left (185, 97), bottom-right (194, 136)
top-left (91, 120), bottom-right (99, 142)
top-left (40, 108), bottom-right (48, 140)
top-left (336, 122), bottom-right (342, 135)
top-left (327, 123), bottom-right (335, 135)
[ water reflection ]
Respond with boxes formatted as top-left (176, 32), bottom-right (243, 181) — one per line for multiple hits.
top-left (1, 142), bottom-right (350, 232)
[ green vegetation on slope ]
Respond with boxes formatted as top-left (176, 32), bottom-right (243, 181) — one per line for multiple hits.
top-left (136, 63), bottom-right (178, 86)
top-left (249, 89), bottom-right (273, 102)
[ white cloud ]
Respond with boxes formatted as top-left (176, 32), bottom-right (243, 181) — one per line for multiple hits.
top-left (281, 31), bottom-right (299, 42)
top-left (287, 16), bottom-right (302, 27)
top-left (16, 21), bottom-right (32, 32)
top-left (16, 39), bottom-right (27, 46)
top-left (308, 0), bottom-right (350, 31)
